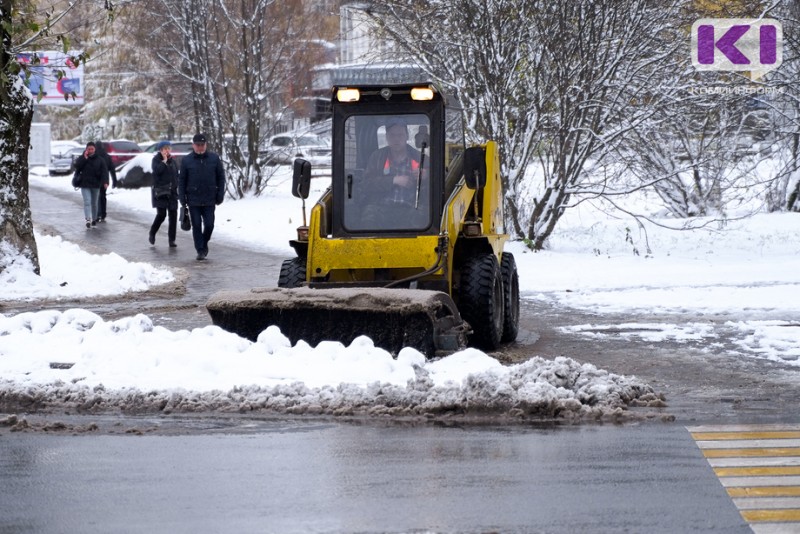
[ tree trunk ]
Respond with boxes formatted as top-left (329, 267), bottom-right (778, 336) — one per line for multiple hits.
top-left (1, 0), bottom-right (40, 275)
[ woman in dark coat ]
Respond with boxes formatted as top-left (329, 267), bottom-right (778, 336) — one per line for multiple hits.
top-left (149, 140), bottom-right (179, 246)
top-left (73, 141), bottom-right (109, 228)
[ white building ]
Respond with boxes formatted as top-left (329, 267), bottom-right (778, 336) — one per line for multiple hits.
top-left (311, 2), bottom-right (425, 121)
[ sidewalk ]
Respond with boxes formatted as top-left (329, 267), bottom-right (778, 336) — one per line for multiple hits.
top-left (17, 183), bottom-right (284, 330)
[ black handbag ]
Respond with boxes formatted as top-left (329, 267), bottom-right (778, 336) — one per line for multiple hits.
top-left (154, 183), bottom-right (171, 199)
top-left (71, 172), bottom-right (82, 188)
top-left (180, 205), bottom-right (191, 231)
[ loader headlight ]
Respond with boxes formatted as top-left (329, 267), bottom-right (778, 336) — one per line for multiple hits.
top-left (336, 88), bottom-right (360, 102)
top-left (410, 87), bottom-right (434, 101)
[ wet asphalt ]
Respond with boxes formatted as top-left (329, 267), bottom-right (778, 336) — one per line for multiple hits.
top-left (17, 182), bottom-right (287, 330)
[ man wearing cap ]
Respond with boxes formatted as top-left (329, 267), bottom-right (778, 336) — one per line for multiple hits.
top-left (178, 133), bottom-right (226, 260)
top-left (149, 140), bottom-right (179, 247)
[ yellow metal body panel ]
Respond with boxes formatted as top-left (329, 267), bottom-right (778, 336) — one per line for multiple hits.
top-left (303, 140), bottom-right (508, 290)
top-left (481, 141), bottom-right (506, 237)
top-left (310, 235), bottom-right (441, 276)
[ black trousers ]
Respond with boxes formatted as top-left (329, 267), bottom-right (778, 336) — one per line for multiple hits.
top-left (98, 186), bottom-right (108, 220)
top-left (150, 207), bottom-right (177, 243)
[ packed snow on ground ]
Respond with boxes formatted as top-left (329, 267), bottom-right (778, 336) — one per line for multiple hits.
top-left (0, 166), bottom-right (797, 420)
top-left (0, 309), bottom-right (659, 420)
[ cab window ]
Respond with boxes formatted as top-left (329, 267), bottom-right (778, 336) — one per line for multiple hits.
top-left (342, 114), bottom-right (431, 232)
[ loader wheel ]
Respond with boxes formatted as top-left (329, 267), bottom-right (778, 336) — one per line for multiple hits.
top-left (459, 253), bottom-right (504, 351)
top-left (500, 252), bottom-right (520, 343)
top-left (278, 257), bottom-right (306, 288)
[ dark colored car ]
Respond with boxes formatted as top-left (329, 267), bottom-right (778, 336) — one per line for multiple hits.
top-left (48, 146), bottom-right (84, 176)
top-left (101, 140), bottom-right (143, 169)
top-left (116, 142), bottom-right (192, 189)
top-left (144, 141), bottom-right (193, 154)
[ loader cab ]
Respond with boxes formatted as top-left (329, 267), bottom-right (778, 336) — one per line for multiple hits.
top-left (329, 84), bottom-right (463, 237)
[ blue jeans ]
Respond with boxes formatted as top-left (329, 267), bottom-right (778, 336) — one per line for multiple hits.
top-left (81, 188), bottom-right (100, 221)
top-left (189, 205), bottom-right (215, 253)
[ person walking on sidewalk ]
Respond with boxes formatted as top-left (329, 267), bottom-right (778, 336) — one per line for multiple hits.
top-left (149, 140), bottom-right (179, 247)
top-left (73, 142), bottom-right (109, 228)
top-left (94, 141), bottom-right (117, 223)
top-left (178, 133), bottom-right (226, 261)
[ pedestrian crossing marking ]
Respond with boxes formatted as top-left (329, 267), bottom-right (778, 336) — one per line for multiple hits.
top-left (715, 467), bottom-right (800, 477)
top-left (728, 487), bottom-right (800, 498)
top-left (733, 497), bottom-right (800, 509)
top-left (699, 440), bottom-right (800, 449)
top-left (703, 448), bottom-right (800, 458)
top-left (719, 476), bottom-right (800, 487)
top-left (711, 458), bottom-right (800, 467)
top-left (688, 424), bottom-right (800, 530)
top-left (741, 509), bottom-right (800, 522)
top-left (694, 432), bottom-right (800, 441)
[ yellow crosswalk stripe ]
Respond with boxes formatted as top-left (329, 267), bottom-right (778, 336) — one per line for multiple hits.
top-left (715, 467), bottom-right (800, 477)
top-left (703, 447), bottom-right (800, 458)
top-left (741, 509), bottom-right (800, 522)
top-left (728, 487), bottom-right (800, 497)
top-left (693, 432), bottom-right (800, 441)
top-left (688, 424), bottom-right (800, 530)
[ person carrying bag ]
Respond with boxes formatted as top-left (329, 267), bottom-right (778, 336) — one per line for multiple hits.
top-left (73, 142), bottom-right (108, 228)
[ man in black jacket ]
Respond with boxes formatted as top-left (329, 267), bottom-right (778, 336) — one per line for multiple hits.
top-left (178, 133), bottom-right (226, 260)
top-left (73, 142), bottom-right (109, 228)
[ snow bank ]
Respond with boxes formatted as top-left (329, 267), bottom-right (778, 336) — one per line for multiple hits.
top-left (0, 310), bottom-right (663, 421)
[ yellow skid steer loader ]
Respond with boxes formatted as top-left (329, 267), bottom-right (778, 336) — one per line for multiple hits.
top-left (207, 82), bottom-right (519, 356)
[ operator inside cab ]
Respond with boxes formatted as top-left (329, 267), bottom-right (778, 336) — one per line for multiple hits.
top-left (347, 115), bottom-right (431, 232)
top-left (364, 117), bottom-right (423, 205)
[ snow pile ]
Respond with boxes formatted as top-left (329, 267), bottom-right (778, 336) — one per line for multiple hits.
top-left (0, 310), bottom-right (661, 421)
top-left (1, 234), bottom-right (174, 301)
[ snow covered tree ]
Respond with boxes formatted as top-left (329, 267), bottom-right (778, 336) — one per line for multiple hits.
top-left (369, 0), bottom-right (685, 249)
top-left (0, 0), bottom-right (37, 274)
top-left (1, 0), bottom-right (111, 276)
top-left (618, 0), bottom-right (788, 218)
top-left (621, 72), bottom-right (770, 218)
top-left (143, 0), bottom-right (330, 197)
top-left (763, 1), bottom-right (800, 212)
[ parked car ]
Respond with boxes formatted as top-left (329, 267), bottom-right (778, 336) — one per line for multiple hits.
top-left (144, 141), bottom-right (193, 154)
top-left (116, 142), bottom-right (192, 189)
top-left (48, 146), bottom-right (84, 176)
top-left (50, 140), bottom-right (82, 159)
top-left (101, 140), bottom-right (143, 169)
top-left (259, 134), bottom-right (331, 167)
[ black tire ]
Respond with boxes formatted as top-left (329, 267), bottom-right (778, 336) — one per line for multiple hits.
top-left (278, 257), bottom-right (306, 288)
top-left (500, 252), bottom-right (520, 343)
top-left (458, 253), bottom-right (504, 350)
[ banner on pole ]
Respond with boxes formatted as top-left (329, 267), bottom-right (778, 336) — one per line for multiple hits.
top-left (17, 51), bottom-right (85, 106)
